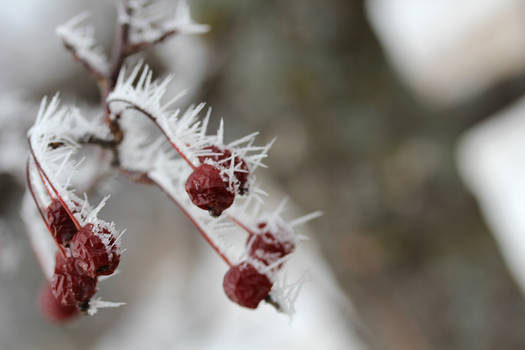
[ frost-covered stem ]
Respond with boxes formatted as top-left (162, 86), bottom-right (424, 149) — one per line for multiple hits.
top-left (103, 0), bottom-right (158, 165)
top-left (82, 134), bottom-right (118, 149)
top-left (151, 175), bottom-right (232, 266)
top-left (33, 160), bottom-right (54, 200)
top-left (94, 0), bottom-right (133, 166)
top-left (49, 134), bottom-right (117, 150)
top-left (62, 42), bottom-right (107, 85)
top-left (26, 160), bottom-right (67, 258)
top-left (83, 133), bottom-right (121, 167)
top-left (117, 167), bottom-right (232, 266)
top-left (227, 214), bottom-right (256, 236)
top-left (126, 29), bottom-right (177, 54)
top-left (110, 100), bottom-right (198, 169)
top-left (28, 141), bottom-right (82, 231)
top-left (61, 1), bottom-right (197, 167)
top-left (108, 0), bottom-right (132, 91)
top-left (116, 169), bottom-right (295, 313)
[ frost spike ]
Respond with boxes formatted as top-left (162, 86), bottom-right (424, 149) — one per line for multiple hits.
top-left (290, 211), bottom-right (323, 227)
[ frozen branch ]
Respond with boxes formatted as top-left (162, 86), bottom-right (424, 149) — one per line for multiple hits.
top-left (26, 0), bottom-right (319, 317)
top-left (56, 13), bottom-right (109, 83)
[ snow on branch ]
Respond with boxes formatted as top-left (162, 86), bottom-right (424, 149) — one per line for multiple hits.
top-left (107, 63), bottom-right (274, 177)
top-left (144, 145), bottom-right (320, 316)
top-left (22, 0), bottom-right (321, 318)
top-left (149, 155), bottom-right (238, 266)
top-left (56, 13), bottom-right (110, 79)
top-left (24, 96), bottom-right (126, 314)
top-left (27, 96), bottom-right (123, 241)
top-left (28, 96), bottom-right (106, 207)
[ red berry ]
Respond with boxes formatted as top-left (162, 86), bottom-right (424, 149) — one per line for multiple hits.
top-left (246, 222), bottom-right (295, 267)
top-left (46, 199), bottom-right (77, 247)
top-left (70, 224), bottom-right (120, 277)
top-left (185, 164), bottom-right (235, 216)
top-left (198, 145), bottom-right (249, 194)
top-left (223, 262), bottom-right (272, 309)
top-left (51, 253), bottom-right (97, 309)
top-left (38, 282), bottom-right (79, 323)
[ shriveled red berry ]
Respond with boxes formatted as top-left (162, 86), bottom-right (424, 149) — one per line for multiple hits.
top-left (51, 253), bottom-right (97, 308)
top-left (223, 262), bottom-right (272, 309)
top-left (185, 164), bottom-right (235, 216)
top-left (247, 222), bottom-right (295, 266)
top-left (46, 199), bottom-right (77, 247)
top-left (70, 224), bottom-right (120, 277)
top-left (198, 145), bottom-right (249, 195)
top-left (38, 282), bottom-right (79, 323)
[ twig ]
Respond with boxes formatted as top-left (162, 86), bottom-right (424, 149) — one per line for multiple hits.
top-left (27, 140), bottom-right (82, 231)
top-left (62, 42), bottom-right (107, 85)
top-left (118, 166), bottom-right (233, 266)
top-left (82, 135), bottom-right (118, 149)
top-left (108, 0), bottom-right (132, 91)
top-left (26, 159), bottom-right (67, 258)
top-left (107, 100), bottom-right (198, 169)
top-left (126, 29), bottom-right (177, 54)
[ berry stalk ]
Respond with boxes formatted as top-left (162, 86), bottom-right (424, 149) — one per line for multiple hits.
top-left (25, 160), bottom-right (67, 258)
top-left (27, 141), bottom-right (82, 231)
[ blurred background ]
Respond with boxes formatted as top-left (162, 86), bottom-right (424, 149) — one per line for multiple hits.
top-left (2, 0), bottom-right (525, 349)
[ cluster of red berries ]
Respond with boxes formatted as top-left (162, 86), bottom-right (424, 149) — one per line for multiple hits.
top-left (184, 144), bottom-right (298, 309)
top-left (39, 199), bottom-right (120, 322)
top-left (185, 145), bottom-right (249, 217)
top-left (222, 221), bottom-right (295, 309)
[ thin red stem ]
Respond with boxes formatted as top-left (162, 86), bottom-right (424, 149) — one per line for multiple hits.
top-left (108, 0), bottom-right (131, 92)
top-left (227, 214), bottom-right (256, 236)
top-left (28, 140), bottom-right (82, 230)
top-left (35, 164), bottom-right (54, 200)
top-left (62, 42), bottom-right (107, 85)
top-left (26, 159), bottom-right (67, 258)
top-left (104, 102), bottom-right (256, 238)
top-left (143, 174), bottom-right (232, 267)
top-left (145, 174), bottom-right (281, 309)
top-left (108, 100), bottom-right (197, 169)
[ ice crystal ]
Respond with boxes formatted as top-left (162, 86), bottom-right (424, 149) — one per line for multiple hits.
top-left (108, 63), bottom-right (274, 193)
top-left (26, 96), bottom-right (123, 279)
top-left (87, 298), bottom-right (126, 316)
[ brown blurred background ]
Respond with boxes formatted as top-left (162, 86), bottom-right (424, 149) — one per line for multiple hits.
top-left (194, 1), bottom-right (525, 348)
